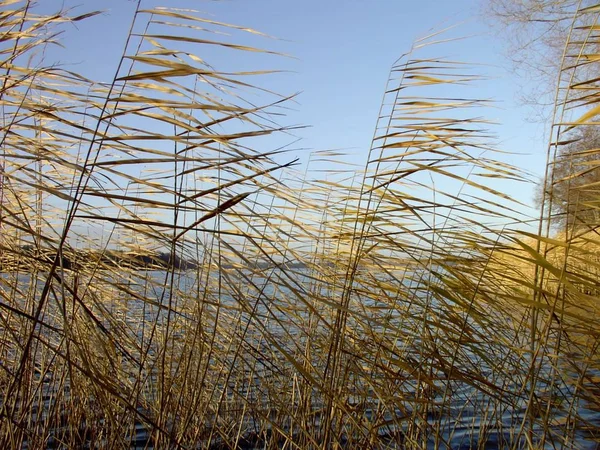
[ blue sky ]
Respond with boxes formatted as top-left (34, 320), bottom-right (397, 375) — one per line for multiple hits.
top-left (41, 0), bottom-right (549, 211)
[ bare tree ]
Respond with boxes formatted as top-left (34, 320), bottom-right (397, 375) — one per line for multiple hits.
top-left (538, 127), bottom-right (600, 230)
top-left (486, 0), bottom-right (590, 119)
top-left (488, 0), bottom-right (600, 231)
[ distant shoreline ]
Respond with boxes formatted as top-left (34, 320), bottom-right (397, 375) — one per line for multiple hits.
top-left (0, 247), bottom-right (197, 272)
top-left (0, 247), bottom-right (314, 273)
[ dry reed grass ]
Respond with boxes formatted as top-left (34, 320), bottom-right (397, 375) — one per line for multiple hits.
top-left (0, 1), bottom-right (599, 449)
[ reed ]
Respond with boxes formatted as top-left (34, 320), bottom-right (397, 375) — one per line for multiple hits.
top-left (0, 1), bottom-right (599, 449)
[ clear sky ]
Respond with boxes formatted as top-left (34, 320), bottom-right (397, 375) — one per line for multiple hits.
top-left (39, 0), bottom-right (549, 212)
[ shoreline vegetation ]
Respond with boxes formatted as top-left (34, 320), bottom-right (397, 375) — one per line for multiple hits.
top-left (0, 247), bottom-right (313, 272)
top-left (0, 247), bottom-right (197, 272)
top-left (0, 1), bottom-right (599, 449)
